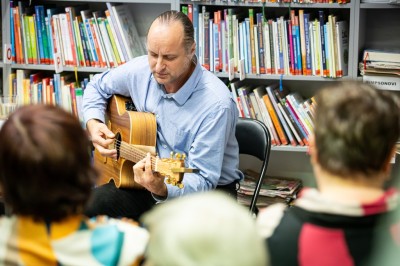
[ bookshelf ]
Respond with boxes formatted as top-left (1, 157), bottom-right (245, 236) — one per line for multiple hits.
top-left (1, 0), bottom-right (180, 95)
top-left (179, 0), bottom-right (400, 184)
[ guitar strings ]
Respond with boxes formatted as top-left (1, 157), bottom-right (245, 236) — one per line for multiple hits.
top-left (112, 139), bottom-right (157, 166)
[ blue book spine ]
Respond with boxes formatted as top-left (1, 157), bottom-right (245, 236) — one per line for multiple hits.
top-left (292, 24), bottom-right (298, 75)
top-left (79, 22), bottom-right (92, 66)
top-left (45, 16), bottom-right (53, 64)
top-left (245, 19), bottom-right (251, 74)
top-left (303, 13), bottom-right (311, 75)
top-left (238, 22), bottom-right (245, 70)
top-left (213, 22), bottom-right (219, 71)
top-left (192, 4), bottom-right (199, 57)
top-left (34, 6), bottom-right (44, 64)
top-left (38, 6), bottom-right (49, 64)
top-left (318, 11), bottom-right (327, 77)
top-left (85, 19), bottom-right (99, 63)
top-left (10, 1), bottom-right (15, 62)
top-left (37, 82), bottom-right (43, 103)
top-left (256, 13), bottom-right (265, 74)
top-left (295, 25), bottom-right (302, 75)
top-left (53, 73), bottom-right (60, 106)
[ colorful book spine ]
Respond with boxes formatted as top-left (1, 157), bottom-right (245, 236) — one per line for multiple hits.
top-left (10, 1), bottom-right (15, 62)
top-left (263, 93), bottom-right (288, 145)
top-left (256, 12), bottom-right (266, 74)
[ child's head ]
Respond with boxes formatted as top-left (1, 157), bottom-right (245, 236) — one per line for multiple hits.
top-left (0, 105), bottom-right (97, 221)
top-left (312, 81), bottom-right (400, 178)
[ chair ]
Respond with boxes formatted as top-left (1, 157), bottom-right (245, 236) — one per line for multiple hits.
top-left (235, 117), bottom-right (272, 215)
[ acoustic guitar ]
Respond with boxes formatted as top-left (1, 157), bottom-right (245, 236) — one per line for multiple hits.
top-left (93, 95), bottom-right (197, 189)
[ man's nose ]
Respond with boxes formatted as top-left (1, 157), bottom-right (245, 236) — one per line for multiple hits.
top-left (155, 56), bottom-right (165, 71)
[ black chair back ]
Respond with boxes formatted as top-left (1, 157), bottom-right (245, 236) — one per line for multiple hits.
top-left (235, 117), bottom-right (272, 215)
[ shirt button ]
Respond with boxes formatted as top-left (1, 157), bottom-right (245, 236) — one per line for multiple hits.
top-left (163, 145), bottom-right (167, 149)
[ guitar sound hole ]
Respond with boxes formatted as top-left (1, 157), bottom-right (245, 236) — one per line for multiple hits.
top-left (125, 100), bottom-right (137, 111)
top-left (115, 133), bottom-right (122, 160)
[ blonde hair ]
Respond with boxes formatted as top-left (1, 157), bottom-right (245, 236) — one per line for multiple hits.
top-left (141, 191), bottom-right (268, 266)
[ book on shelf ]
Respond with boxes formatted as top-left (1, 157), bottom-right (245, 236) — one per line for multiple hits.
top-left (108, 3), bottom-right (146, 61)
top-left (360, 49), bottom-right (400, 77)
top-left (272, 86), bottom-right (307, 146)
top-left (363, 49), bottom-right (400, 64)
top-left (335, 20), bottom-right (349, 77)
top-left (11, 70), bottom-right (85, 122)
top-left (262, 92), bottom-right (288, 145)
top-left (362, 74), bottom-right (400, 91)
top-left (266, 84), bottom-right (296, 146)
top-left (253, 86), bottom-right (280, 146)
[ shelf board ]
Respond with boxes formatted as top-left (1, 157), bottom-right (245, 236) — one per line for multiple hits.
top-left (271, 145), bottom-right (308, 152)
top-left (180, 1), bottom-right (351, 9)
top-left (48, 0), bottom-right (173, 3)
top-left (360, 3), bottom-right (400, 9)
top-left (10, 64), bottom-right (108, 73)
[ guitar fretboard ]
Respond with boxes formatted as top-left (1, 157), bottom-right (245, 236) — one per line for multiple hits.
top-left (118, 140), bottom-right (157, 169)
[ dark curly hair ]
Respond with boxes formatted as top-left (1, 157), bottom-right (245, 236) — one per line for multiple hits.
top-left (314, 81), bottom-right (400, 177)
top-left (0, 104), bottom-right (98, 221)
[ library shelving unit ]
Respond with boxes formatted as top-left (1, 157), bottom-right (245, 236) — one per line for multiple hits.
top-left (1, 0), bottom-right (180, 95)
top-left (178, 0), bottom-right (400, 184)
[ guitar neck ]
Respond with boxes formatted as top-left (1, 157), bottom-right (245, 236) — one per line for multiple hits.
top-left (118, 141), bottom-right (157, 168)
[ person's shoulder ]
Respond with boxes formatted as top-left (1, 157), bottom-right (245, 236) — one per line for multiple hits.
top-left (200, 71), bottom-right (232, 100)
top-left (89, 216), bottom-right (149, 236)
top-left (256, 203), bottom-right (288, 238)
top-left (86, 216), bottom-right (149, 265)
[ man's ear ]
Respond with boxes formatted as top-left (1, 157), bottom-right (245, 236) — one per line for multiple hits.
top-left (308, 133), bottom-right (318, 165)
top-left (190, 42), bottom-right (196, 57)
top-left (382, 146), bottom-right (396, 177)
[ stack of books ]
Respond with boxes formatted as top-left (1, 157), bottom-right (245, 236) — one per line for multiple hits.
top-left (360, 49), bottom-right (400, 91)
top-left (238, 169), bottom-right (302, 209)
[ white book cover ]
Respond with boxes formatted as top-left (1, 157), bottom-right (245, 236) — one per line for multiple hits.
top-left (363, 74), bottom-right (400, 91)
top-left (112, 4), bottom-right (146, 60)
top-left (263, 21), bottom-right (272, 74)
top-left (335, 20), bottom-right (349, 77)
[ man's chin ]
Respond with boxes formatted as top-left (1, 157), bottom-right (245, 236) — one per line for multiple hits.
top-left (154, 76), bottom-right (169, 85)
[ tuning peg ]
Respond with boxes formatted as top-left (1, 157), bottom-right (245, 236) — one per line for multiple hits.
top-left (175, 153), bottom-right (181, 159)
top-left (170, 151), bottom-right (174, 159)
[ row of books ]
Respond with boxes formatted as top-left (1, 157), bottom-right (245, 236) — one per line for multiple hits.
top-left (231, 81), bottom-right (315, 146)
top-left (10, 1), bottom-right (145, 68)
top-left (182, 5), bottom-right (349, 78)
top-left (8, 70), bottom-right (91, 125)
top-left (237, 169), bottom-right (302, 209)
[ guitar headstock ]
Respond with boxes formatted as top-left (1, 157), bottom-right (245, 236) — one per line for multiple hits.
top-left (155, 152), bottom-right (198, 189)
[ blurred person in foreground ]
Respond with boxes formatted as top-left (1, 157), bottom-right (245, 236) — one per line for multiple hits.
top-left (141, 191), bottom-right (268, 266)
top-left (257, 81), bottom-right (400, 266)
top-left (0, 105), bottom-right (148, 266)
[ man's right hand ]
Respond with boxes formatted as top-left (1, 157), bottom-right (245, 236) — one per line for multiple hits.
top-left (86, 119), bottom-right (117, 159)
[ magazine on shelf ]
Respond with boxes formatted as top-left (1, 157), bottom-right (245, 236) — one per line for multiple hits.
top-left (238, 169), bottom-right (302, 199)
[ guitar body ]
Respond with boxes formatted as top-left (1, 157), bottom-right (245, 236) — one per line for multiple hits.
top-left (94, 95), bottom-right (157, 188)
